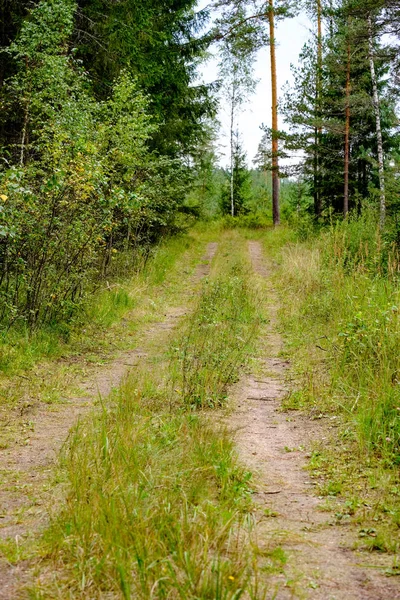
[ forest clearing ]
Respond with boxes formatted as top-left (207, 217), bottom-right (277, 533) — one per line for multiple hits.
top-left (1, 0), bottom-right (400, 598)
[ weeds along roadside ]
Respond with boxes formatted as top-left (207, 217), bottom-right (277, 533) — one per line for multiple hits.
top-left (262, 220), bottom-right (400, 555)
top-left (27, 234), bottom-right (270, 599)
top-left (0, 226), bottom-right (218, 450)
top-left (0, 228), bottom-right (213, 375)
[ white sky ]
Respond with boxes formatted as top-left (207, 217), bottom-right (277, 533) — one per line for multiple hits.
top-left (196, 3), bottom-right (312, 166)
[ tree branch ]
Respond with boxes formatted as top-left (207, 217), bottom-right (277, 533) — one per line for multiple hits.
top-left (214, 11), bottom-right (270, 41)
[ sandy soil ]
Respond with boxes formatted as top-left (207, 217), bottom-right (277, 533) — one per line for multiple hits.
top-left (228, 241), bottom-right (400, 599)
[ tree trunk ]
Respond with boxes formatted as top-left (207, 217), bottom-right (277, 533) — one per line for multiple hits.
top-left (313, 127), bottom-right (319, 216)
top-left (268, 0), bottom-right (280, 226)
top-left (20, 57), bottom-right (30, 167)
top-left (329, 0), bottom-right (334, 38)
top-left (230, 80), bottom-right (236, 217)
top-left (368, 14), bottom-right (386, 228)
top-left (314, 0), bottom-right (323, 217)
top-left (344, 38), bottom-right (351, 218)
top-left (20, 104), bottom-right (28, 167)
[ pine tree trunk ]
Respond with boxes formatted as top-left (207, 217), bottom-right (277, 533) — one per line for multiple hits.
top-left (314, 0), bottom-right (323, 217)
top-left (313, 127), bottom-right (319, 216)
top-left (344, 39), bottom-right (351, 218)
top-left (329, 0), bottom-right (334, 38)
top-left (368, 14), bottom-right (386, 228)
top-left (269, 0), bottom-right (280, 226)
top-left (230, 82), bottom-right (236, 217)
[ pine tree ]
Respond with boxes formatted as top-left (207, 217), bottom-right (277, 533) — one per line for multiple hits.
top-left (283, 0), bottom-right (398, 218)
top-left (213, 0), bottom-right (295, 224)
top-left (268, 0), bottom-right (280, 224)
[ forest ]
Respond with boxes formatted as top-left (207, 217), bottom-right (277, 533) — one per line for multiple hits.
top-left (0, 0), bottom-right (399, 327)
top-left (0, 0), bottom-right (400, 598)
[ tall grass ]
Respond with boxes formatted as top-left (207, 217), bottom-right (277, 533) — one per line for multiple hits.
top-left (30, 237), bottom-right (267, 599)
top-left (175, 261), bottom-right (258, 409)
top-left (285, 216), bottom-right (399, 461)
top-left (37, 386), bottom-right (255, 599)
top-left (265, 214), bottom-right (400, 544)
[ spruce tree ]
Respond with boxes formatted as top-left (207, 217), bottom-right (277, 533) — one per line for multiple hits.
top-left (73, 0), bottom-right (215, 157)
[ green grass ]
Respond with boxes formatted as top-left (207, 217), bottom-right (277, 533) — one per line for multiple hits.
top-left (261, 217), bottom-right (400, 553)
top-left (25, 232), bottom-right (269, 599)
top-left (0, 225), bottom-right (222, 452)
top-left (0, 229), bottom-right (212, 377)
top-left (34, 389), bottom-right (257, 599)
top-left (173, 254), bottom-right (259, 409)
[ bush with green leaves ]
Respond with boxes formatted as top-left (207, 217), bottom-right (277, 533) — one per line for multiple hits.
top-left (0, 0), bottom-right (196, 329)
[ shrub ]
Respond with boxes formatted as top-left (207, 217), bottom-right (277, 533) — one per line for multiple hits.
top-left (0, 0), bottom-right (195, 329)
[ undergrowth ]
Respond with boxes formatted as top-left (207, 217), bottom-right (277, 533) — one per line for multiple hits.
top-left (0, 226), bottom-right (220, 452)
top-left (0, 230), bottom-right (210, 376)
